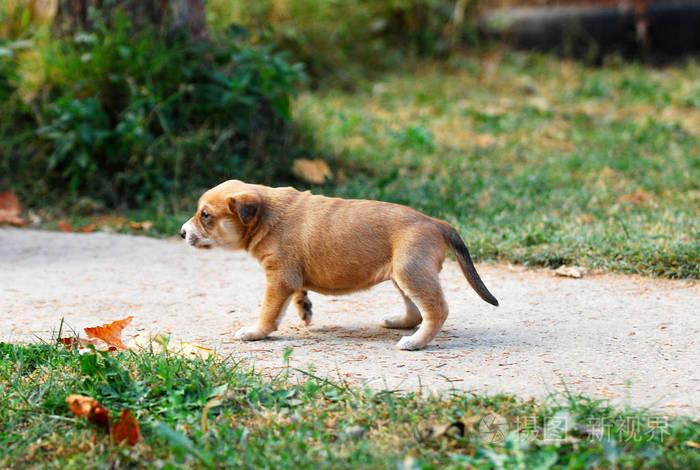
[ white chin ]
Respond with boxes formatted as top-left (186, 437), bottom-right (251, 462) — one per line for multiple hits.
top-left (189, 238), bottom-right (214, 249)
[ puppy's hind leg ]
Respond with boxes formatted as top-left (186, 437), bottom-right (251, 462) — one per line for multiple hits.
top-left (392, 262), bottom-right (448, 351)
top-left (382, 281), bottom-right (422, 329)
top-left (293, 290), bottom-right (313, 326)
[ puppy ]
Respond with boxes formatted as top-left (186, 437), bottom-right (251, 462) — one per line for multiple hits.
top-left (181, 180), bottom-right (498, 350)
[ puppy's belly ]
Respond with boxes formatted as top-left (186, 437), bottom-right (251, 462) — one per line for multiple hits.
top-left (303, 263), bottom-right (392, 295)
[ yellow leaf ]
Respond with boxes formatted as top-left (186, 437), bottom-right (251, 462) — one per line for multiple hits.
top-left (292, 159), bottom-right (332, 184)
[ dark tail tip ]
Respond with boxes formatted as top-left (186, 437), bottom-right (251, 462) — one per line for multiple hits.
top-left (442, 223), bottom-right (499, 307)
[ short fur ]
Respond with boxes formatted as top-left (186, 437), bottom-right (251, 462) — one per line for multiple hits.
top-left (181, 180), bottom-right (498, 350)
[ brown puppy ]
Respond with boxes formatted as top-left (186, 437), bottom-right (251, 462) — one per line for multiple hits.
top-left (180, 180), bottom-right (498, 350)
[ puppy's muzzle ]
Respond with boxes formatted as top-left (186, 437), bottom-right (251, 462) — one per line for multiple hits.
top-left (180, 219), bottom-right (210, 248)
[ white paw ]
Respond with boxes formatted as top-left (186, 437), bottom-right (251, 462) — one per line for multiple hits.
top-left (396, 336), bottom-right (422, 351)
top-left (235, 326), bottom-right (268, 342)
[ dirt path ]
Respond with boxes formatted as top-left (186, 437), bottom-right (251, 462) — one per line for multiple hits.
top-left (2, 228), bottom-right (699, 415)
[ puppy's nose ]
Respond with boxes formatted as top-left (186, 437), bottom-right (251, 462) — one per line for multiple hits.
top-left (180, 229), bottom-right (186, 239)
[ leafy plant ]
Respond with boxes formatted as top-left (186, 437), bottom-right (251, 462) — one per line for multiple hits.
top-left (0, 16), bottom-right (306, 207)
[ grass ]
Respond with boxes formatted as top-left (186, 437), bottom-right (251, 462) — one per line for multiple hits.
top-left (2, 341), bottom-right (699, 469)
top-left (296, 51), bottom-right (700, 279)
top-left (29, 50), bottom-right (700, 279)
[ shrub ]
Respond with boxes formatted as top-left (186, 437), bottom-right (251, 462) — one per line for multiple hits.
top-left (0, 17), bottom-right (305, 208)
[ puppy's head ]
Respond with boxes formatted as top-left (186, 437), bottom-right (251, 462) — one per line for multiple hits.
top-left (180, 180), bottom-right (261, 250)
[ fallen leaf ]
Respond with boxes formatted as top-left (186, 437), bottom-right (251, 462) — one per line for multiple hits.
top-left (66, 394), bottom-right (96, 416)
top-left (84, 316), bottom-right (134, 350)
top-left (576, 214), bottom-right (595, 225)
top-left (686, 440), bottom-right (700, 449)
top-left (79, 223), bottom-right (97, 233)
top-left (57, 336), bottom-right (98, 350)
top-left (127, 333), bottom-right (218, 359)
top-left (474, 133), bottom-right (496, 148)
top-left (554, 265), bottom-right (586, 279)
top-left (66, 394), bottom-right (110, 430)
top-left (111, 410), bottom-right (141, 446)
top-left (128, 220), bottom-right (154, 231)
top-left (431, 421), bottom-right (466, 438)
top-left (0, 191), bottom-right (27, 226)
top-left (292, 159), bottom-right (332, 184)
top-left (92, 214), bottom-right (128, 227)
top-left (57, 220), bottom-right (73, 232)
top-left (177, 342), bottom-right (216, 359)
top-left (58, 337), bottom-right (79, 349)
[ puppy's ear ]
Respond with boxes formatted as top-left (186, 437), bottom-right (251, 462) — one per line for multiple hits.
top-left (228, 192), bottom-right (261, 225)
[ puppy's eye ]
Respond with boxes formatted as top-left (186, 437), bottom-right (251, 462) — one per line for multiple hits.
top-left (201, 210), bottom-right (210, 220)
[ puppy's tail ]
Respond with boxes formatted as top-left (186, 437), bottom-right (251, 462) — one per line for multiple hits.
top-left (441, 223), bottom-right (499, 306)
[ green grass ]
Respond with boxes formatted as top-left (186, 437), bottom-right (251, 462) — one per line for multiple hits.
top-left (2, 341), bottom-right (699, 468)
top-left (296, 52), bottom-right (700, 279)
top-left (33, 51), bottom-right (700, 279)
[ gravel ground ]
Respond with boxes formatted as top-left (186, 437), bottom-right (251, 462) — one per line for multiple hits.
top-left (2, 228), bottom-right (699, 415)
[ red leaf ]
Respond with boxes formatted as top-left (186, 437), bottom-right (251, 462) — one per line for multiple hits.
top-left (57, 220), bottom-right (74, 232)
top-left (58, 337), bottom-right (79, 349)
top-left (57, 336), bottom-right (99, 350)
top-left (84, 316), bottom-right (134, 350)
top-left (111, 410), bottom-right (141, 446)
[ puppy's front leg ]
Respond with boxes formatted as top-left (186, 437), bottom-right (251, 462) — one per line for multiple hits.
top-left (235, 281), bottom-right (294, 342)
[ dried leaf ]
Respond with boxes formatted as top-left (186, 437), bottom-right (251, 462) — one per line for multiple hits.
top-left (58, 337), bottom-right (79, 349)
top-left (554, 265), bottom-right (586, 279)
top-left (292, 159), bottom-right (332, 184)
top-left (128, 220), bottom-right (154, 231)
top-left (201, 397), bottom-right (223, 434)
top-left (57, 336), bottom-right (98, 350)
top-left (66, 394), bottom-right (96, 417)
top-left (576, 214), bottom-right (595, 225)
top-left (66, 394), bottom-right (110, 430)
top-left (128, 334), bottom-right (218, 359)
top-left (0, 191), bottom-right (27, 226)
top-left (92, 214), bottom-right (128, 227)
top-left (686, 440), bottom-right (700, 449)
top-left (57, 220), bottom-right (73, 232)
top-left (111, 410), bottom-right (141, 446)
top-left (84, 316), bottom-right (134, 350)
top-left (79, 223), bottom-right (97, 233)
top-left (177, 342), bottom-right (216, 359)
top-left (474, 133), bottom-right (496, 148)
top-left (431, 421), bottom-right (466, 438)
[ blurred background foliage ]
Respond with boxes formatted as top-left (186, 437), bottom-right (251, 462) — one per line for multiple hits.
top-left (1, 1), bottom-right (698, 277)
top-left (208, 0), bottom-right (480, 87)
top-left (0, 0), bottom-right (480, 209)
